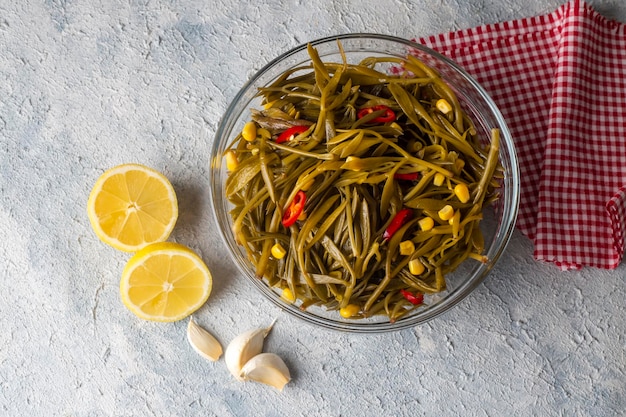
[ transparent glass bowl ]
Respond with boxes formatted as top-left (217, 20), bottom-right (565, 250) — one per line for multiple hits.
top-left (209, 34), bottom-right (519, 332)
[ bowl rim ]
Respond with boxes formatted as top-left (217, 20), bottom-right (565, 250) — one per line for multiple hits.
top-left (209, 33), bottom-right (520, 333)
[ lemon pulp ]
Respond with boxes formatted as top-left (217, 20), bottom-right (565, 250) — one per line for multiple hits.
top-left (120, 242), bottom-right (212, 322)
top-left (87, 163), bottom-right (178, 252)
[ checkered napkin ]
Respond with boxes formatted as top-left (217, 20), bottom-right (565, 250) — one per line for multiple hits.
top-left (418, 0), bottom-right (626, 270)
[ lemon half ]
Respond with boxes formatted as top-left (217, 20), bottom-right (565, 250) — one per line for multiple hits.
top-left (120, 242), bottom-right (212, 322)
top-left (87, 163), bottom-right (178, 252)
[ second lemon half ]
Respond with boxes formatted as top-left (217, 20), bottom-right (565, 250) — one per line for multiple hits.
top-left (120, 242), bottom-right (213, 322)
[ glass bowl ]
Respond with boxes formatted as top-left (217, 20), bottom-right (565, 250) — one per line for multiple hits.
top-left (209, 33), bottom-right (519, 332)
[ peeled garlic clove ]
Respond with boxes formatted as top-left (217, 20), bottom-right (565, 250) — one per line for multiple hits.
top-left (187, 316), bottom-right (223, 362)
top-left (225, 319), bottom-right (275, 380)
top-left (240, 352), bottom-right (291, 391)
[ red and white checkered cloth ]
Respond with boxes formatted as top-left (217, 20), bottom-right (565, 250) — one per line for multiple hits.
top-left (418, 0), bottom-right (626, 270)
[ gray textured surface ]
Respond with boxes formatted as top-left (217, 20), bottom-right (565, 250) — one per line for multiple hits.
top-left (2, 0), bottom-right (626, 416)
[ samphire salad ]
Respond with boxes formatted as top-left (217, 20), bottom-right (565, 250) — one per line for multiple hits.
top-left (223, 42), bottom-right (502, 323)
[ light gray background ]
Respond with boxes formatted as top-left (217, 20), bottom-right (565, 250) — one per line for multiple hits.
top-left (1, 1), bottom-right (625, 416)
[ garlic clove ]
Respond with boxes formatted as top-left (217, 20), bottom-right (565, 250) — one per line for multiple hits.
top-left (240, 352), bottom-right (291, 391)
top-left (224, 319), bottom-right (276, 380)
top-left (187, 316), bottom-right (223, 362)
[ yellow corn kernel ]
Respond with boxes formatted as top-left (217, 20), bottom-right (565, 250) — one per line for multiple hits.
top-left (399, 240), bottom-right (415, 256)
top-left (408, 259), bottom-right (425, 275)
top-left (418, 217), bottom-right (435, 231)
top-left (225, 150), bottom-right (238, 171)
top-left (281, 288), bottom-right (296, 303)
top-left (454, 183), bottom-right (470, 203)
top-left (433, 172), bottom-right (445, 186)
top-left (271, 243), bottom-right (287, 259)
top-left (436, 98), bottom-right (452, 114)
top-left (438, 204), bottom-right (455, 221)
top-left (339, 304), bottom-right (360, 318)
top-left (241, 121), bottom-right (257, 142)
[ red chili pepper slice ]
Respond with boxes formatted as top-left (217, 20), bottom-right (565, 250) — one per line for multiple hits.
top-left (282, 191), bottom-right (306, 227)
top-left (400, 289), bottom-right (424, 305)
top-left (393, 172), bottom-right (420, 181)
top-left (383, 208), bottom-right (413, 240)
top-left (275, 125), bottom-right (309, 144)
top-left (357, 105), bottom-right (396, 123)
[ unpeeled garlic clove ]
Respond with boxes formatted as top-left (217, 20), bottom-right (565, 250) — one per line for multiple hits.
top-left (224, 319), bottom-right (275, 380)
top-left (187, 316), bottom-right (223, 362)
top-left (240, 352), bottom-right (291, 391)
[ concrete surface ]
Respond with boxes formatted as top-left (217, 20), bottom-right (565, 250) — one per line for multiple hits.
top-left (1, 0), bottom-right (625, 416)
